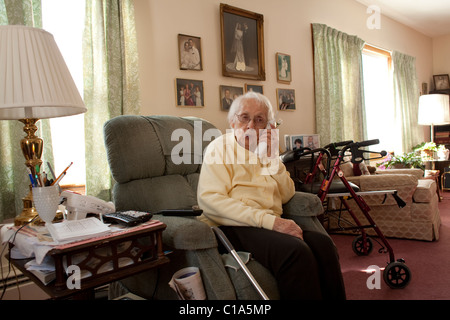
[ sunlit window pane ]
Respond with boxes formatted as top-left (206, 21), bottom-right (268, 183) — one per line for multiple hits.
top-left (362, 49), bottom-right (401, 155)
top-left (42, 0), bottom-right (86, 186)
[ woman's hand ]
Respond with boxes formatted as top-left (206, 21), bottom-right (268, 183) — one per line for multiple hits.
top-left (273, 217), bottom-right (303, 240)
top-left (258, 123), bottom-right (278, 157)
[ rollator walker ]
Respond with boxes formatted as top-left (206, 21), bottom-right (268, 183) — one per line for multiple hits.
top-left (281, 139), bottom-right (412, 289)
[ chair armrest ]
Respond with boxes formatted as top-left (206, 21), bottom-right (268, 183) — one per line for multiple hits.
top-left (282, 192), bottom-right (327, 235)
top-left (155, 215), bottom-right (218, 250)
top-left (282, 192), bottom-right (323, 217)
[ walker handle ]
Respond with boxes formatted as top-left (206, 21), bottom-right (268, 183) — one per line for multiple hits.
top-left (355, 139), bottom-right (380, 148)
top-left (324, 140), bottom-right (353, 149)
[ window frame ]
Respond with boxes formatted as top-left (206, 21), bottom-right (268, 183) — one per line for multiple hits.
top-left (362, 44), bottom-right (392, 70)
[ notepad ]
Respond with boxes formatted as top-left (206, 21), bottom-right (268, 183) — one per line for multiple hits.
top-left (46, 217), bottom-right (111, 243)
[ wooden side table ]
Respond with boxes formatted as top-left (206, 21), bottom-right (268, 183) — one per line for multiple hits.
top-left (424, 170), bottom-right (441, 202)
top-left (8, 221), bottom-right (169, 299)
top-left (424, 160), bottom-right (450, 190)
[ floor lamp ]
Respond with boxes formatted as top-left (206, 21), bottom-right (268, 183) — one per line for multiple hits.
top-left (0, 26), bottom-right (87, 226)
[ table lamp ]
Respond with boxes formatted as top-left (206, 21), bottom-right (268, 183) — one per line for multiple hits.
top-left (0, 25), bottom-right (87, 226)
top-left (418, 94), bottom-right (450, 142)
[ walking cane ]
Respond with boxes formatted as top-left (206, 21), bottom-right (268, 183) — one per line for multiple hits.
top-left (212, 226), bottom-right (269, 300)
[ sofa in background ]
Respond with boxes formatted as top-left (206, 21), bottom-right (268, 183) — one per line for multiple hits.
top-left (333, 166), bottom-right (440, 241)
top-left (285, 156), bottom-right (440, 241)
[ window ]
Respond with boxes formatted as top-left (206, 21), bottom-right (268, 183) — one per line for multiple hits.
top-left (42, 0), bottom-right (86, 189)
top-left (362, 44), bottom-right (401, 155)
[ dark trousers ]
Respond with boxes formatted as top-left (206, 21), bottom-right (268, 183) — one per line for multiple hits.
top-left (219, 226), bottom-right (346, 300)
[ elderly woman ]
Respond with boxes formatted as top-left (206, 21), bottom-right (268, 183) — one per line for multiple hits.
top-left (197, 92), bottom-right (345, 300)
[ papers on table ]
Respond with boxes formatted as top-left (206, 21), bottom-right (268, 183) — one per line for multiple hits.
top-left (46, 217), bottom-right (111, 243)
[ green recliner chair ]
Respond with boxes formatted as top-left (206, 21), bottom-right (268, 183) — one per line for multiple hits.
top-left (103, 115), bottom-right (328, 300)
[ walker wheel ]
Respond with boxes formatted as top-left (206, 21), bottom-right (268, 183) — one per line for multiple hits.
top-left (352, 235), bottom-right (373, 256)
top-left (383, 261), bottom-right (411, 289)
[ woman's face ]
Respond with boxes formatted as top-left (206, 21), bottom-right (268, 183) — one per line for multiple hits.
top-left (232, 99), bottom-right (268, 150)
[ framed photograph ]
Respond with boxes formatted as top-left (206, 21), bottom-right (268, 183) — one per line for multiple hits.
top-left (276, 53), bottom-right (291, 84)
top-left (245, 84), bottom-right (263, 94)
top-left (220, 85), bottom-right (243, 111)
top-left (289, 134), bottom-right (320, 151)
top-left (178, 34), bottom-right (203, 71)
top-left (220, 4), bottom-right (265, 81)
top-left (433, 74), bottom-right (450, 91)
top-left (175, 78), bottom-right (204, 107)
top-left (277, 88), bottom-right (296, 110)
top-left (284, 135), bottom-right (291, 151)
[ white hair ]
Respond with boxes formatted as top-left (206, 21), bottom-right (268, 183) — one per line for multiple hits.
top-left (227, 91), bottom-right (275, 126)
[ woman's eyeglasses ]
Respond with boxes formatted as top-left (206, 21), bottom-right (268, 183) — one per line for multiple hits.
top-left (235, 114), bottom-right (267, 128)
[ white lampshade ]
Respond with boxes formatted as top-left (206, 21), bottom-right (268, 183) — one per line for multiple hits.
top-left (418, 94), bottom-right (450, 125)
top-left (0, 25), bottom-right (86, 120)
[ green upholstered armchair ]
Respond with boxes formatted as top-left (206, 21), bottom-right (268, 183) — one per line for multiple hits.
top-left (103, 115), bottom-right (327, 300)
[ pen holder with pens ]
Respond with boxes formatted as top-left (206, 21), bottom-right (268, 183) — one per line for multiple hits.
top-left (32, 185), bottom-right (60, 224)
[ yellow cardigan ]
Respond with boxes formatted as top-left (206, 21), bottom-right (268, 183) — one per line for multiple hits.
top-left (197, 132), bottom-right (295, 230)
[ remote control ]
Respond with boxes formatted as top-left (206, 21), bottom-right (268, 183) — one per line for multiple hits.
top-left (103, 211), bottom-right (153, 227)
top-left (156, 208), bottom-right (203, 216)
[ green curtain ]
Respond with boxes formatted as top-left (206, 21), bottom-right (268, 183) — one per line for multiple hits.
top-left (312, 23), bottom-right (366, 146)
top-left (392, 51), bottom-right (423, 152)
top-left (83, 0), bottom-right (140, 200)
top-left (0, 0), bottom-right (55, 222)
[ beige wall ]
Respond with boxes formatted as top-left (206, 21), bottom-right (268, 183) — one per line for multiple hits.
top-left (133, 0), bottom-right (434, 140)
top-left (433, 34), bottom-right (450, 78)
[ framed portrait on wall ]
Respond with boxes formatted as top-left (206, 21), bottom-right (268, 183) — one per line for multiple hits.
top-left (220, 85), bottom-right (243, 111)
top-left (175, 78), bottom-right (204, 107)
top-left (245, 84), bottom-right (263, 94)
top-left (277, 88), bottom-right (296, 110)
top-left (220, 4), bottom-right (265, 81)
top-left (178, 34), bottom-right (203, 71)
top-left (276, 52), bottom-right (291, 84)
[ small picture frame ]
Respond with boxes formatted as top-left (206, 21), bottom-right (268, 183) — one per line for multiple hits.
top-left (220, 85), bottom-right (244, 111)
top-left (220, 4), bottom-right (265, 81)
top-left (277, 88), bottom-right (296, 110)
top-left (245, 84), bottom-right (263, 94)
top-left (290, 134), bottom-right (320, 151)
top-left (178, 34), bottom-right (203, 71)
top-left (276, 53), bottom-right (291, 84)
top-left (175, 78), bottom-right (204, 107)
top-left (433, 74), bottom-right (450, 91)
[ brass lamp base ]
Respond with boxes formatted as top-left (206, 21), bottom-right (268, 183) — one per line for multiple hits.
top-left (15, 188), bottom-right (63, 226)
top-left (14, 188), bottom-right (39, 226)
top-left (14, 118), bottom-right (43, 226)
top-left (13, 118), bottom-right (63, 226)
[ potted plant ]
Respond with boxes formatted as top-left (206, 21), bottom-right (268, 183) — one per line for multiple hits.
top-left (376, 152), bottom-right (424, 170)
top-left (412, 142), bottom-right (444, 160)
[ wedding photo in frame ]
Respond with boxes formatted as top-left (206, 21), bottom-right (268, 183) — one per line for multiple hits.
top-left (220, 85), bottom-right (243, 111)
top-left (276, 52), bottom-right (291, 84)
top-left (175, 78), bottom-right (204, 107)
top-left (178, 34), bottom-right (203, 71)
top-left (220, 3), bottom-right (265, 81)
top-left (277, 88), bottom-right (296, 110)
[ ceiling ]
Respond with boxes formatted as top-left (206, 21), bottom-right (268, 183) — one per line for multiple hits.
top-left (355, 0), bottom-right (450, 37)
